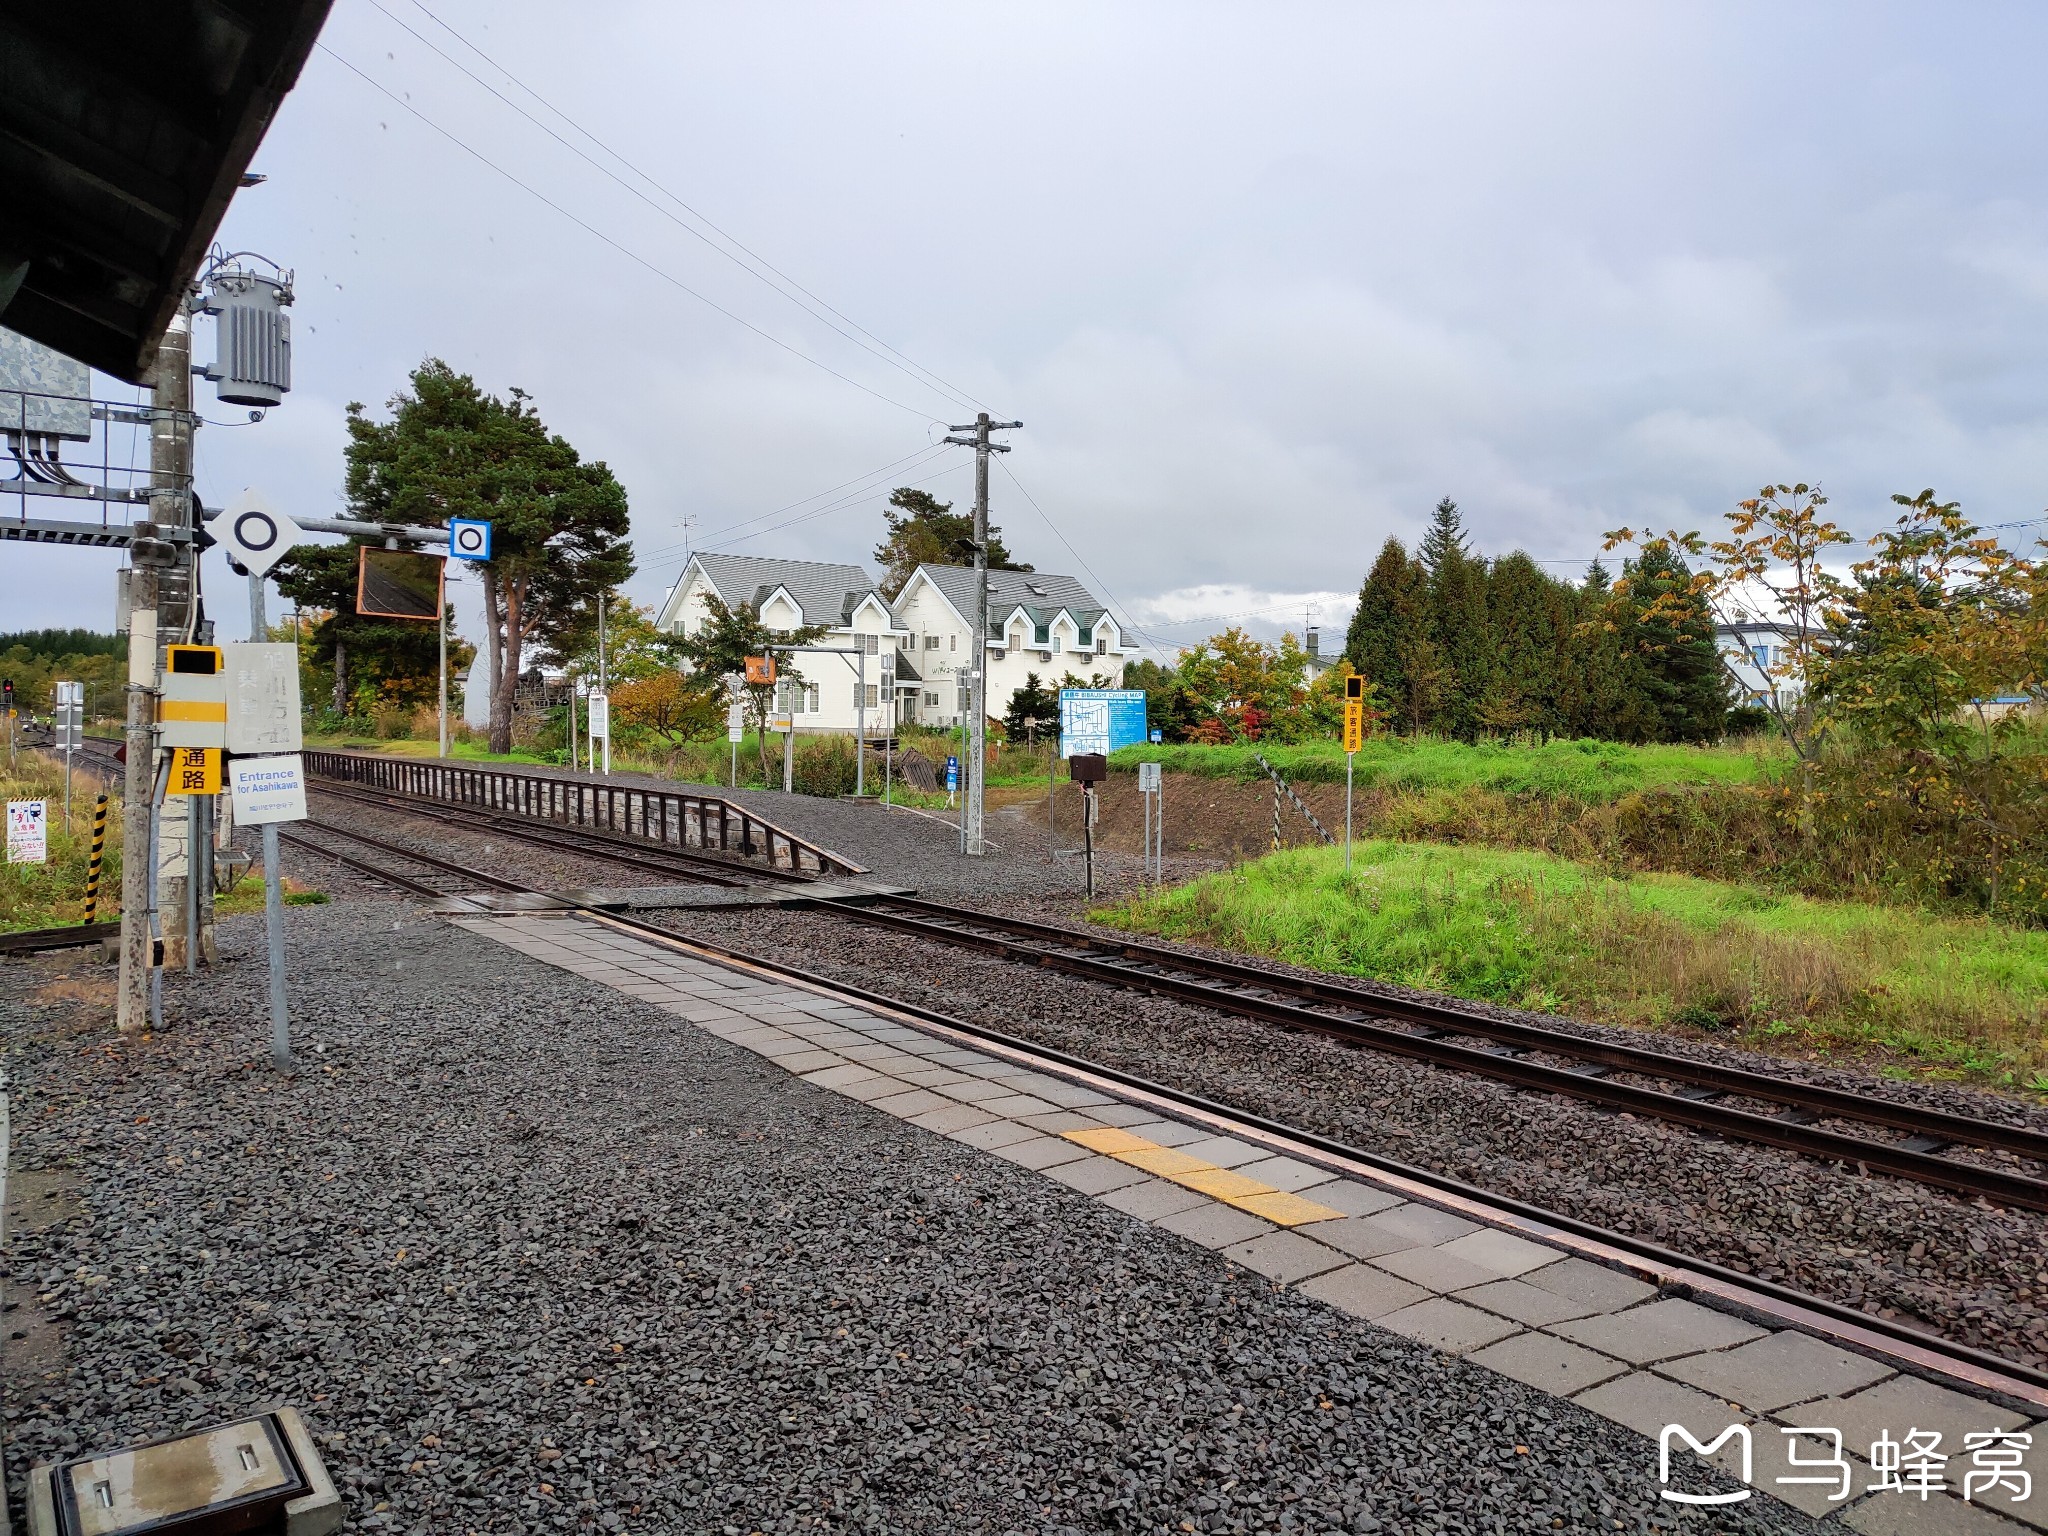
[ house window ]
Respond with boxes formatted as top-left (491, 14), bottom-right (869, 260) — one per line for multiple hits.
top-left (854, 682), bottom-right (879, 709)
top-left (859, 633), bottom-right (879, 656)
top-left (1096, 634), bottom-right (1108, 655)
top-left (1032, 623), bottom-right (1049, 645)
top-left (1751, 644), bottom-right (1769, 668)
top-left (1051, 634), bottom-right (1063, 653)
top-left (949, 635), bottom-right (957, 651)
top-left (925, 634), bottom-right (938, 650)
top-left (924, 691), bottom-right (939, 707)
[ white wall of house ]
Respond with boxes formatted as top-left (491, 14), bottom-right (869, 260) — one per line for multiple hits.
top-left (657, 558), bottom-right (906, 735)
top-left (1717, 620), bottom-right (1805, 706)
top-left (891, 567), bottom-right (1127, 728)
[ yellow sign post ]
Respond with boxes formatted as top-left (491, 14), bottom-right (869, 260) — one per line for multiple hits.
top-left (1342, 676), bottom-right (1366, 869)
top-left (165, 748), bottom-right (221, 797)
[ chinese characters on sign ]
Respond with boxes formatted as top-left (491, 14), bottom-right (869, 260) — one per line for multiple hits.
top-left (223, 642), bottom-right (304, 755)
top-left (1659, 1423), bottom-right (2034, 1509)
top-left (6, 799), bottom-right (48, 864)
top-left (165, 748), bottom-right (221, 797)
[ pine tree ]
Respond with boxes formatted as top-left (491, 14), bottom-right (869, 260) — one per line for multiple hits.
top-left (1344, 538), bottom-right (1419, 720)
top-left (1417, 499), bottom-right (1491, 738)
top-left (1479, 553), bottom-right (1572, 738)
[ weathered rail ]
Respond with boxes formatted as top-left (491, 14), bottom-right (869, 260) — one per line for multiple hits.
top-left (300, 753), bottom-right (860, 877)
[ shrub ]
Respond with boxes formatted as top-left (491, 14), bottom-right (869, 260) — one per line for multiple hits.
top-left (792, 734), bottom-right (857, 797)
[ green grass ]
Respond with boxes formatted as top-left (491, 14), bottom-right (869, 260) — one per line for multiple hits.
top-left (1109, 736), bottom-right (1778, 800)
top-left (1, 760), bottom-right (121, 932)
top-left (1095, 841), bottom-right (2048, 1089)
top-left (301, 733), bottom-right (561, 766)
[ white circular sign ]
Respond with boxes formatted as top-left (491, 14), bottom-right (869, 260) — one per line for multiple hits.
top-left (453, 523), bottom-right (488, 556)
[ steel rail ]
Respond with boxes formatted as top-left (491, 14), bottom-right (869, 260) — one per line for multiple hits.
top-left (860, 898), bottom-right (2048, 1165)
top-left (305, 781), bottom-right (772, 888)
top-left (297, 765), bottom-right (2048, 1209)
top-left (279, 819), bottom-right (541, 901)
top-left (829, 900), bottom-right (2048, 1212)
top-left (0, 921), bottom-right (120, 955)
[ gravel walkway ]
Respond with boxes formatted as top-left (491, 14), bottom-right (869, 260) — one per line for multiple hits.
top-left (660, 906), bottom-right (2048, 1375)
top-left (0, 903), bottom-right (1818, 1535)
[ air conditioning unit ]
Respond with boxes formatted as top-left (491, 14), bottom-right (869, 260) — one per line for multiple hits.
top-left (1038, 650), bottom-right (1053, 662)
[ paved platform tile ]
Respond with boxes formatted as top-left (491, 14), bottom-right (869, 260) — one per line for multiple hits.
top-left (992, 1135), bottom-right (1093, 1171)
top-left (869, 1087), bottom-right (961, 1119)
top-left (1061, 1129), bottom-right (1346, 1227)
top-left (1377, 1297), bottom-right (1523, 1355)
top-left (1572, 1370), bottom-right (1748, 1458)
top-left (1097, 1177), bottom-right (1213, 1223)
top-left (1433, 1228), bottom-right (1562, 1280)
top-left (908, 1102), bottom-right (998, 1135)
top-left (1371, 1244), bottom-right (1504, 1293)
top-left (1295, 1263), bottom-right (1432, 1321)
top-left (1467, 1332), bottom-right (1629, 1397)
top-left (1521, 1256), bottom-right (1659, 1314)
top-left (1232, 1155), bottom-right (1338, 1193)
top-left (1047, 1155), bottom-right (1154, 1196)
top-left (1661, 1330), bottom-right (1895, 1414)
top-left (948, 1119), bottom-right (1043, 1152)
top-left (1221, 1230), bottom-right (1350, 1285)
top-left (1154, 1202), bottom-right (1276, 1251)
top-left (1844, 1493), bottom-right (2036, 1536)
top-left (1782, 1375), bottom-right (2034, 1462)
top-left (1551, 1297), bottom-right (1766, 1365)
top-left (1455, 1277), bottom-right (1599, 1327)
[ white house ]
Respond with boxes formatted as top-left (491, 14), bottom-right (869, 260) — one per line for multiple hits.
top-left (656, 552), bottom-right (908, 734)
top-left (1716, 619), bottom-right (1807, 707)
top-left (890, 565), bottom-right (1129, 728)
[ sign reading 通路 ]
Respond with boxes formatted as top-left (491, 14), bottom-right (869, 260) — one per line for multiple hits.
top-left (166, 748), bottom-right (221, 796)
top-left (6, 799), bottom-right (48, 864)
top-left (229, 755), bottom-right (308, 826)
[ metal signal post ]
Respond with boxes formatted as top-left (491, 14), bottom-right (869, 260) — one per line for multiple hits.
top-left (941, 413), bottom-right (1021, 857)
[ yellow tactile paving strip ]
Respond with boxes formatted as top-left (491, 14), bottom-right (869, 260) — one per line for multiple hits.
top-left (1063, 1127), bottom-right (1344, 1226)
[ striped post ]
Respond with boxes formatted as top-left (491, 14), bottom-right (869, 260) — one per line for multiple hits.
top-left (81, 793), bottom-right (109, 923)
top-left (1272, 780), bottom-right (1281, 853)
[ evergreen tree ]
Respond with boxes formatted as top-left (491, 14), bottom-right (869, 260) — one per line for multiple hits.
top-left (1611, 544), bottom-right (1726, 742)
top-left (1478, 553), bottom-right (1571, 737)
top-left (1418, 498), bottom-right (1491, 738)
top-left (873, 488), bottom-right (1028, 597)
top-left (1002, 672), bottom-right (1060, 741)
top-left (1344, 538), bottom-right (1419, 718)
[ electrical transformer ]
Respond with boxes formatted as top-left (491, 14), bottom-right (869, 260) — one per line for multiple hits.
top-left (197, 264), bottom-right (293, 407)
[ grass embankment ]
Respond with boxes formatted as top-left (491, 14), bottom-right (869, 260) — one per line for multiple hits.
top-left (301, 733), bottom-right (560, 766)
top-left (1110, 735), bottom-right (1776, 798)
top-left (2, 760), bottom-right (121, 932)
top-left (1097, 841), bottom-right (2048, 1090)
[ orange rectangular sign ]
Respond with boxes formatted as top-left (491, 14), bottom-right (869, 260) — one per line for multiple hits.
top-left (744, 655), bottom-right (776, 686)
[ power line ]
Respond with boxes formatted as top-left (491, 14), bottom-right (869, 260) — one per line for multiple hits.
top-left (702, 460), bottom-right (970, 555)
top-left (991, 455), bottom-right (1162, 648)
top-left (318, 45), bottom-right (947, 423)
top-left (636, 444), bottom-right (949, 562)
top-left (365, 0), bottom-right (985, 418)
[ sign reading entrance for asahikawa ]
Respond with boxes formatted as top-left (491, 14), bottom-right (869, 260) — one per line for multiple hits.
top-left (6, 799), bottom-right (47, 864)
top-left (229, 755), bottom-right (308, 825)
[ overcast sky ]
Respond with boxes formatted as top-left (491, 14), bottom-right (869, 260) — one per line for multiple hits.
top-left (9, 1), bottom-right (2048, 655)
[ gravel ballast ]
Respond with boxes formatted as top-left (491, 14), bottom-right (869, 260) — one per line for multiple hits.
top-left (0, 902), bottom-right (1822, 1535)
top-left (662, 906), bottom-right (2048, 1376)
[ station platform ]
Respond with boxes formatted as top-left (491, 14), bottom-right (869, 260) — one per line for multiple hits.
top-left (458, 908), bottom-right (2048, 1534)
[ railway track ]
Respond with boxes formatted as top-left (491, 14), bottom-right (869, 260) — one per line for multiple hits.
top-left (299, 771), bottom-right (2048, 1217)
top-left (250, 818), bottom-right (2048, 1404)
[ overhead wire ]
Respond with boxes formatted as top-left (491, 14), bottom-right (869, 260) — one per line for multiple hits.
top-left (317, 45), bottom-right (948, 424)
top-left (385, 0), bottom-right (990, 417)
top-left (990, 455), bottom-right (1167, 648)
top-left (638, 444), bottom-right (951, 563)
top-left (698, 460), bottom-right (970, 557)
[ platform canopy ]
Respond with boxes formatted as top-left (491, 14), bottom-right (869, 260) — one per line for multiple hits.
top-left (0, 0), bottom-right (333, 384)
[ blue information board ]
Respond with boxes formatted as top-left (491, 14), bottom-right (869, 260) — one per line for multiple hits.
top-left (1059, 689), bottom-right (1149, 758)
top-left (944, 755), bottom-right (959, 791)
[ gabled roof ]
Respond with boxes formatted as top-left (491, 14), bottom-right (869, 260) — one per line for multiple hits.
top-left (688, 552), bottom-right (881, 629)
top-left (905, 565), bottom-right (1111, 638)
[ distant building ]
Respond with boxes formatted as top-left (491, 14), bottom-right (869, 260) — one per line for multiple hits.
top-left (891, 564), bottom-right (1129, 728)
top-left (1301, 624), bottom-right (1339, 684)
top-left (1717, 619), bottom-right (1807, 707)
top-left (656, 552), bottom-right (906, 734)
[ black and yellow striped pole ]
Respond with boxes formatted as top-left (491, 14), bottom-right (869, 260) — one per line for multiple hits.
top-left (81, 792), bottom-right (109, 923)
top-left (1272, 779), bottom-right (1281, 853)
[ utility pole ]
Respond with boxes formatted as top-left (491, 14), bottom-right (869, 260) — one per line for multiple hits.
top-left (117, 526), bottom-right (171, 1037)
top-left (942, 412), bottom-right (1021, 856)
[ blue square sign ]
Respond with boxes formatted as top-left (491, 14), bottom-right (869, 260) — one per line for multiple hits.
top-left (448, 518), bottom-right (492, 562)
